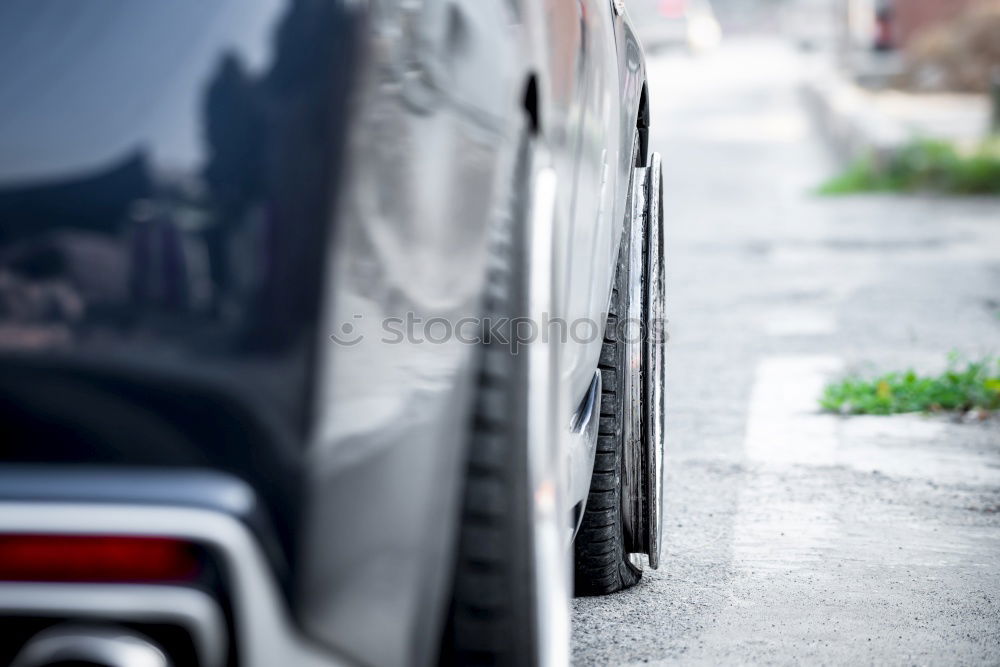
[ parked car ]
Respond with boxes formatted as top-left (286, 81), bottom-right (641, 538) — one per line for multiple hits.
top-left (0, 1), bottom-right (663, 665)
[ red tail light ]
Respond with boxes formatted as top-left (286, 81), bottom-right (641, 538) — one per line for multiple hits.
top-left (0, 535), bottom-right (202, 582)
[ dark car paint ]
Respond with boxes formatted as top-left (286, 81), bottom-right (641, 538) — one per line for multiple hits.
top-left (0, 0), bottom-right (359, 431)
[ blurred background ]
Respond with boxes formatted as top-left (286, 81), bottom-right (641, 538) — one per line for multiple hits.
top-left (633, 0), bottom-right (1000, 163)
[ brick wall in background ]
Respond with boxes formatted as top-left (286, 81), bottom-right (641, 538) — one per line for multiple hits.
top-left (891, 0), bottom-right (976, 47)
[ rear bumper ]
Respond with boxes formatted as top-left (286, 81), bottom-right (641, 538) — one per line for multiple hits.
top-left (0, 499), bottom-right (348, 667)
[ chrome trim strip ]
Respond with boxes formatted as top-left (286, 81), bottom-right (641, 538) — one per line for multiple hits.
top-left (0, 503), bottom-right (348, 667)
top-left (0, 584), bottom-right (223, 667)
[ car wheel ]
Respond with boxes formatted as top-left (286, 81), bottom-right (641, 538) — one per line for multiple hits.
top-left (574, 137), bottom-right (665, 596)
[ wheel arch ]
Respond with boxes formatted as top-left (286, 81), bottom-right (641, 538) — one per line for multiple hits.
top-left (637, 80), bottom-right (650, 166)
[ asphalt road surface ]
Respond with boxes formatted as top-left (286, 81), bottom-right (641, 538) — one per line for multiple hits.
top-left (572, 39), bottom-right (1000, 665)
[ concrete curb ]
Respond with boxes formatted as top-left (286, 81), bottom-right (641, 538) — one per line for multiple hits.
top-left (801, 67), bottom-right (993, 167)
top-left (799, 72), bottom-right (907, 166)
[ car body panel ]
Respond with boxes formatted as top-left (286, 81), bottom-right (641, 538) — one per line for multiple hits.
top-left (300, 1), bottom-right (523, 664)
top-left (547, 0), bottom-right (648, 414)
top-left (553, 1), bottom-right (648, 515)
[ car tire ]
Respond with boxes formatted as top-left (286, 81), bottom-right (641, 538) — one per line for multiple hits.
top-left (440, 118), bottom-right (550, 666)
top-left (573, 131), bottom-right (646, 596)
top-left (572, 238), bottom-right (643, 596)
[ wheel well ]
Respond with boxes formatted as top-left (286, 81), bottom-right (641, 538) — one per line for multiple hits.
top-left (637, 82), bottom-right (650, 166)
top-left (523, 75), bottom-right (540, 135)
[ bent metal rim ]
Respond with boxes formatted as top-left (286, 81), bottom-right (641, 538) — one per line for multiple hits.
top-left (622, 152), bottom-right (665, 570)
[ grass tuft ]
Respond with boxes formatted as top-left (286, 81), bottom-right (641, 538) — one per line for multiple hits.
top-left (820, 356), bottom-right (1000, 416)
top-left (818, 137), bottom-right (1000, 196)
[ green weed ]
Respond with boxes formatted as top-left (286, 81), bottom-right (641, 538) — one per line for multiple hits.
top-left (819, 138), bottom-right (1000, 195)
top-left (820, 357), bottom-right (1000, 415)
